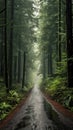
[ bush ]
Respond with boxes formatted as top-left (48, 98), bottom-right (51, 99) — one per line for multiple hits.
top-left (7, 90), bottom-right (20, 106)
top-left (0, 102), bottom-right (11, 120)
top-left (0, 84), bottom-right (32, 120)
top-left (41, 76), bottom-right (73, 111)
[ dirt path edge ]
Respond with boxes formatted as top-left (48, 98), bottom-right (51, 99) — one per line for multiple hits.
top-left (0, 91), bottom-right (31, 129)
top-left (42, 92), bottom-right (73, 121)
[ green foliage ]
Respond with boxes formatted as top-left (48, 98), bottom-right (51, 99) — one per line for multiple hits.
top-left (41, 76), bottom-right (73, 111)
top-left (41, 76), bottom-right (66, 94)
top-left (0, 84), bottom-right (32, 120)
top-left (0, 102), bottom-right (11, 110)
top-left (9, 90), bottom-right (19, 97)
top-left (63, 89), bottom-right (73, 109)
top-left (0, 90), bottom-right (20, 120)
top-left (21, 86), bottom-right (32, 94)
top-left (7, 90), bottom-right (20, 105)
top-left (40, 49), bottom-right (73, 112)
top-left (0, 102), bottom-right (11, 120)
top-left (56, 55), bottom-right (67, 77)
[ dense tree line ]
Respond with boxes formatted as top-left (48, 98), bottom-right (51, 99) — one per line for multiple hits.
top-left (0, 0), bottom-right (36, 93)
top-left (0, 0), bottom-right (73, 93)
top-left (38, 0), bottom-right (73, 88)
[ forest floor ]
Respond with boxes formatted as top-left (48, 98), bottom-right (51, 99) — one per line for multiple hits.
top-left (41, 77), bottom-right (73, 112)
top-left (0, 82), bottom-right (32, 120)
top-left (0, 86), bottom-right (73, 130)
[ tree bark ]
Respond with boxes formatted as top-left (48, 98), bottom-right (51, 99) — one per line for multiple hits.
top-left (0, 29), bottom-right (4, 77)
top-left (66, 0), bottom-right (73, 87)
top-left (43, 49), bottom-right (46, 79)
top-left (22, 52), bottom-right (26, 88)
top-left (58, 0), bottom-right (62, 62)
top-left (18, 41), bottom-right (21, 83)
top-left (13, 56), bottom-right (17, 83)
top-left (8, 0), bottom-right (14, 89)
top-left (4, 0), bottom-right (9, 93)
top-left (48, 46), bottom-right (53, 76)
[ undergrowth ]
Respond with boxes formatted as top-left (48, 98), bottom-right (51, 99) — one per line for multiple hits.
top-left (40, 60), bottom-right (73, 112)
top-left (40, 77), bottom-right (73, 112)
top-left (0, 84), bottom-right (32, 120)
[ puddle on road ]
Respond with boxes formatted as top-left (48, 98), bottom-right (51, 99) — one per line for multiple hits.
top-left (43, 99), bottom-right (73, 130)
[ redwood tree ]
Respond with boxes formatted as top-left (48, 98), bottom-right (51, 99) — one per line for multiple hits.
top-left (66, 0), bottom-right (73, 87)
top-left (4, 0), bottom-right (9, 93)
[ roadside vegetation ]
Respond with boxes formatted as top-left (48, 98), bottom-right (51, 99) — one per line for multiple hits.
top-left (40, 62), bottom-right (73, 112)
top-left (0, 0), bottom-right (37, 121)
top-left (39, 1), bottom-right (73, 113)
top-left (41, 77), bottom-right (73, 112)
top-left (0, 83), bottom-right (32, 120)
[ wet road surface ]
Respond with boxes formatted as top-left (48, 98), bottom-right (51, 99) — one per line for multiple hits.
top-left (1, 86), bottom-right (73, 130)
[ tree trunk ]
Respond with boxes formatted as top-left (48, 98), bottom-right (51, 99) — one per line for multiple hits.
top-left (0, 30), bottom-right (4, 77)
top-left (13, 56), bottom-right (17, 83)
top-left (18, 42), bottom-right (21, 83)
top-left (8, 0), bottom-right (14, 89)
top-left (48, 54), bottom-right (50, 75)
top-left (66, 0), bottom-right (73, 87)
top-left (22, 52), bottom-right (26, 88)
top-left (58, 0), bottom-right (62, 62)
top-left (4, 0), bottom-right (9, 93)
top-left (0, 3), bottom-right (5, 78)
top-left (43, 57), bottom-right (46, 79)
top-left (48, 46), bottom-right (53, 76)
top-left (43, 49), bottom-right (46, 79)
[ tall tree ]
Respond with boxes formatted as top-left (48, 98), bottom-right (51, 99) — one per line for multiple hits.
top-left (0, 0), bottom-right (5, 78)
top-left (66, 0), bottom-right (73, 87)
top-left (39, 0), bottom-right (58, 77)
top-left (4, 0), bottom-right (9, 93)
top-left (58, 0), bottom-right (62, 62)
top-left (22, 52), bottom-right (26, 88)
top-left (8, 0), bottom-right (14, 89)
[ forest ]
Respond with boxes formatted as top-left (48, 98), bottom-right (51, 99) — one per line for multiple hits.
top-left (0, 0), bottom-right (73, 122)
